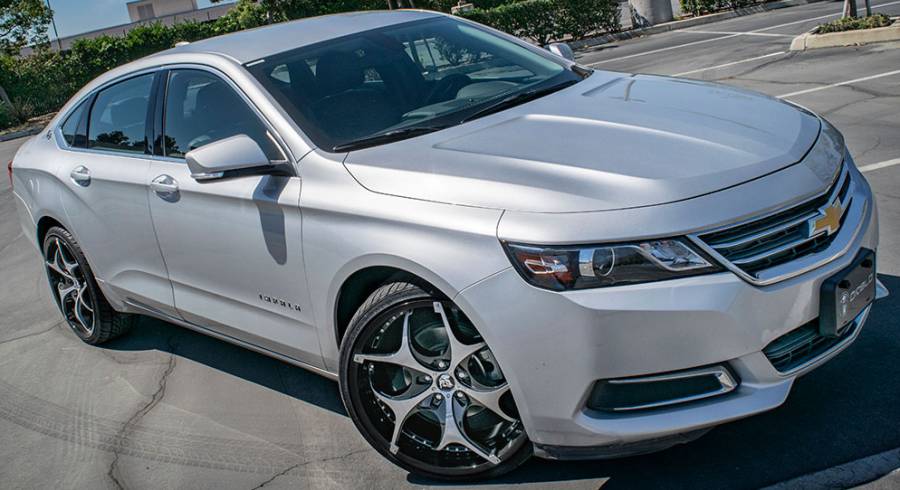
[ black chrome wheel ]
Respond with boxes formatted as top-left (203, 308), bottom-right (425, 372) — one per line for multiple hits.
top-left (340, 282), bottom-right (530, 480)
top-left (42, 226), bottom-right (134, 344)
top-left (45, 235), bottom-right (96, 337)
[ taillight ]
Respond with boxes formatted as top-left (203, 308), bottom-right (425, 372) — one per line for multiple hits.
top-left (6, 160), bottom-right (11, 190)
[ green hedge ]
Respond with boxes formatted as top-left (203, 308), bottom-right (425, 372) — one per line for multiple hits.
top-left (460, 0), bottom-right (620, 46)
top-left (0, 21), bottom-right (223, 126)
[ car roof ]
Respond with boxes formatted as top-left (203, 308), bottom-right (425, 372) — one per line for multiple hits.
top-left (162, 10), bottom-right (443, 64)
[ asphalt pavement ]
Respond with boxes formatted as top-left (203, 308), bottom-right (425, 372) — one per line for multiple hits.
top-left (2, 2), bottom-right (900, 488)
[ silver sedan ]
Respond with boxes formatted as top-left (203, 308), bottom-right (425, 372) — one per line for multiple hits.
top-left (8, 10), bottom-right (886, 480)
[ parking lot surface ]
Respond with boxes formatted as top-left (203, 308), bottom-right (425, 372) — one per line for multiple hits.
top-left (2, 2), bottom-right (900, 488)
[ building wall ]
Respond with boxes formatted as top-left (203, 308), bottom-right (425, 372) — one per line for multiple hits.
top-left (127, 0), bottom-right (199, 22)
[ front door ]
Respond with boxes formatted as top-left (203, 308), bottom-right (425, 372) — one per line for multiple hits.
top-left (146, 68), bottom-right (321, 366)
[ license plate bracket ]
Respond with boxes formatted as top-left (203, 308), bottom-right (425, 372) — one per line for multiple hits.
top-left (819, 248), bottom-right (876, 338)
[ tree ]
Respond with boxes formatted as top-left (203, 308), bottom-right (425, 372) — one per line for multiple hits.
top-left (0, 0), bottom-right (52, 56)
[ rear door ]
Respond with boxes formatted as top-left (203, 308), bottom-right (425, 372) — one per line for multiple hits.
top-left (146, 68), bottom-right (320, 367)
top-left (55, 71), bottom-right (177, 316)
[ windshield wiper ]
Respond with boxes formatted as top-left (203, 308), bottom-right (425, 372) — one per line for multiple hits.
top-left (332, 125), bottom-right (449, 152)
top-left (460, 79), bottom-right (580, 124)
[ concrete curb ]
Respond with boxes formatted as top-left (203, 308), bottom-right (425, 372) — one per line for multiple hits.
top-left (790, 21), bottom-right (900, 50)
top-left (0, 128), bottom-right (41, 143)
top-left (572, 0), bottom-right (830, 50)
top-left (762, 447), bottom-right (900, 489)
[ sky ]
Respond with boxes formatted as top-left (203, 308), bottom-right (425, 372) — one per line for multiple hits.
top-left (47, 0), bottom-right (236, 39)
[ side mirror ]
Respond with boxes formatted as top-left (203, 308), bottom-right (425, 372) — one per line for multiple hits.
top-left (547, 42), bottom-right (575, 62)
top-left (185, 134), bottom-right (272, 181)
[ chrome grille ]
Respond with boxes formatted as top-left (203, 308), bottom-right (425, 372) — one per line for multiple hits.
top-left (696, 167), bottom-right (852, 279)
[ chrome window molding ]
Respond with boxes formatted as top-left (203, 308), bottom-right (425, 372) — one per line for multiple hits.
top-left (156, 63), bottom-right (295, 166)
top-left (53, 66), bottom-right (163, 155)
top-left (53, 63), bottom-right (296, 169)
top-left (688, 165), bottom-right (870, 286)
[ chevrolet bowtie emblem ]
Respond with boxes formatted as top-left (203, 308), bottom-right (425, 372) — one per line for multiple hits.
top-left (809, 199), bottom-right (844, 237)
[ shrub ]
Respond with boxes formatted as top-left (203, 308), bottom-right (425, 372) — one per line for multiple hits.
top-left (557, 0), bottom-right (621, 39)
top-left (680, 0), bottom-right (755, 17)
top-left (462, 0), bottom-right (620, 44)
top-left (817, 13), bottom-right (893, 33)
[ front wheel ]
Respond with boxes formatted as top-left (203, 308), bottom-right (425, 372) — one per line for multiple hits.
top-left (339, 281), bottom-right (531, 481)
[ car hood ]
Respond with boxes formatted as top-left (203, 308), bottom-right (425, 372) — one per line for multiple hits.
top-left (343, 71), bottom-right (821, 213)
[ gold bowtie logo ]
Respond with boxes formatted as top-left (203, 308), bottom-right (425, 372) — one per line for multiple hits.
top-left (810, 199), bottom-right (844, 236)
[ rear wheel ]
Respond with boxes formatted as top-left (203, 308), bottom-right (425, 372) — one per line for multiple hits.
top-left (42, 226), bottom-right (134, 344)
top-left (339, 281), bottom-right (531, 480)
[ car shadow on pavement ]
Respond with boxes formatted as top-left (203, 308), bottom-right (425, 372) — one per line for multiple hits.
top-left (96, 274), bottom-right (899, 489)
top-left (411, 273), bottom-right (900, 489)
top-left (101, 314), bottom-right (347, 416)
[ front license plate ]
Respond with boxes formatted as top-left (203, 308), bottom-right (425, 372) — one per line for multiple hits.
top-left (820, 249), bottom-right (876, 337)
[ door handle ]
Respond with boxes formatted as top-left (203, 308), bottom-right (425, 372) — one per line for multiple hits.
top-left (150, 175), bottom-right (179, 195)
top-left (70, 166), bottom-right (91, 186)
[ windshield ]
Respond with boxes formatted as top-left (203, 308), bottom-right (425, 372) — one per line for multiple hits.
top-left (246, 16), bottom-right (581, 152)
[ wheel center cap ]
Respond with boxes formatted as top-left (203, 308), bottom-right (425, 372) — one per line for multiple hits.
top-left (437, 373), bottom-right (455, 390)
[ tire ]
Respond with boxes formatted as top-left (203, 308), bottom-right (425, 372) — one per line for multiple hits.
top-left (42, 226), bottom-right (134, 344)
top-left (339, 281), bottom-right (532, 481)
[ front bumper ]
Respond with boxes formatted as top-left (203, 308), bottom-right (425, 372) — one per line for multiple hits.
top-left (454, 166), bottom-right (879, 456)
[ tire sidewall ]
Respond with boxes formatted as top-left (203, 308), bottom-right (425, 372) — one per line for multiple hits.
top-left (338, 282), bottom-right (532, 481)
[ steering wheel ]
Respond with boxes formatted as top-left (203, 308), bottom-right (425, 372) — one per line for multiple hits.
top-left (424, 74), bottom-right (472, 105)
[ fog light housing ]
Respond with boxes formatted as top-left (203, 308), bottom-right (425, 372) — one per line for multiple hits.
top-left (586, 365), bottom-right (738, 412)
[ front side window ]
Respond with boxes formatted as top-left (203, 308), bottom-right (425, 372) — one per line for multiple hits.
top-left (162, 69), bottom-right (284, 161)
top-left (248, 16), bottom-right (580, 151)
top-left (88, 74), bottom-right (154, 154)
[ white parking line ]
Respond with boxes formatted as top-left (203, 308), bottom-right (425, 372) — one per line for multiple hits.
top-left (586, 33), bottom-right (741, 65)
top-left (679, 30), bottom-right (793, 37)
top-left (672, 51), bottom-right (786, 76)
top-left (777, 69), bottom-right (900, 97)
top-left (585, 0), bottom-right (900, 66)
top-left (859, 158), bottom-right (900, 173)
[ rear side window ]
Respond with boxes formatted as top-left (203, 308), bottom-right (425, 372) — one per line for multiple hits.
top-left (61, 99), bottom-right (90, 148)
top-left (88, 74), bottom-right (154, 154)
top-left (163, 69), bottom-right (284, 160)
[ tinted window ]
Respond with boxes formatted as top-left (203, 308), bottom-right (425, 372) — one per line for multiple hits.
top-left (248, 16), bottom-right (577, 151)
top-left (163, 70), bottom-right (284, 160)
top-left (88, 74), bottom-right (154, 154)
top-left (61, 98), bottom-right (90, 148)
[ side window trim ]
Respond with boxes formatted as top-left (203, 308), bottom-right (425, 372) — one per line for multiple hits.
top-left (56, 68), bottom-right (161, 159)
top-left (157, 64), bottom-right (293, 166)
top-left (146, 70), bottom-right (165, 157)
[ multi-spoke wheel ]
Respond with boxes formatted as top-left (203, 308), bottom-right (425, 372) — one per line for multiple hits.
top-left (339, 281), bottom-right (531, 480)
top-left (42, 226), bottom-right (134, 344)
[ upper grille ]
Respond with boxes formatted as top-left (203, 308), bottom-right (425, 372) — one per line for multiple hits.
top-left (696, 166), bottom-right (851, 279)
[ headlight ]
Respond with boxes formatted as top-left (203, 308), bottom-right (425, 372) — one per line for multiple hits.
top-left (504, 239), bottom-right (723, 290)
top-left (804, 119), bottom-right (845, 182)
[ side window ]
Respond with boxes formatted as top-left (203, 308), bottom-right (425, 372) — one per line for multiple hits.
top-left (88, 74), bottom-right (154, 154)
top-left (163, 70), bottom-right (284, 161)
top-left (60, 98), bottom-right (90, 148)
